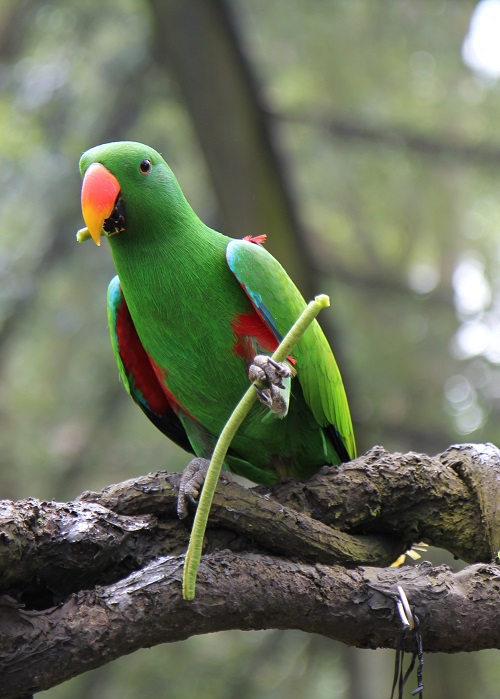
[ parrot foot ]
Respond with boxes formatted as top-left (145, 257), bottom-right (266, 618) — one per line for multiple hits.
top-left (177, 457), bottom-right (233, 519)
top-left (248, 355), bottom-right (292, 416)
top-left (177, 457), bottom-right (209, 519)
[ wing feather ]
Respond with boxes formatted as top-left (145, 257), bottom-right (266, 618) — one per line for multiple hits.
top-left (226, 240), bottom-right (355, 459)
top-left (107, 276), bottom-right (194, 454)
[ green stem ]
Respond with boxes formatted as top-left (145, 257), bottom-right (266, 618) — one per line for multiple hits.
top-left (182, 294), bottom-right (330, 600)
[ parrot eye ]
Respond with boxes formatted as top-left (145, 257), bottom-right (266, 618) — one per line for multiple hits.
top-left (139, 159), bottom-right (152, 174)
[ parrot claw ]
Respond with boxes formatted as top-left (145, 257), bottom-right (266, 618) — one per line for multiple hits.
top-left (254, 385), bottom-right (273, 406)
top-left (177, 457), bottom-right (210, 519)
top-left (249, 355), bottom-right (292, 416)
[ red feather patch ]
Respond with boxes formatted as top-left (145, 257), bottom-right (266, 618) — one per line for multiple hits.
top-left (115, 301), bottom-right (174, 415)
top-left (231, 311), bottom-right (297, 365)
top-left (232, 311), bottom-right (278, 361)
top-left (147, 355), bottom-right (197, 420)
top-left (242, 234), bottom-right (267, 246)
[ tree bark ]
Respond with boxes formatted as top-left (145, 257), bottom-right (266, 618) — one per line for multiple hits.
top-left (0, 444), bottom-right (499, 697)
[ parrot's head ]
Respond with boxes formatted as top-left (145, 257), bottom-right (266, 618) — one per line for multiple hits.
top-left (78, 141), bottom-right (189, 246)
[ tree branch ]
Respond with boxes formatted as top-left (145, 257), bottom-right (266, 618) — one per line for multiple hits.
top-left (0, 444), bottom-right (499, 697)
top-left (274, 109), bottom-right (500, 168)
top-left (1, 557), bottom-right (499, 698)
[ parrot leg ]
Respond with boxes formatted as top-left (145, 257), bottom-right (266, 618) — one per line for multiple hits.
top-left (248, 355), bottom-right (292, 416)
top-left (177, 457), bottom-right (209, 519)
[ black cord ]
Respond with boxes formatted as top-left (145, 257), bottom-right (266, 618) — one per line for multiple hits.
top-left (390, 613), bottom-right (424, 699)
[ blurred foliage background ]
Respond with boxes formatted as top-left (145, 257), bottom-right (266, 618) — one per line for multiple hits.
top-left (1, 0), bottom-right (500, 696)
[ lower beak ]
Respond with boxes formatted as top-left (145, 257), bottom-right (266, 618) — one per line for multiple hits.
top-left (81, 162), bottom-right (121, 246)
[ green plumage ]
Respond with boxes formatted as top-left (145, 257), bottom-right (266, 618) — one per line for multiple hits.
top-left (80, 141), bottom-right (355, 484)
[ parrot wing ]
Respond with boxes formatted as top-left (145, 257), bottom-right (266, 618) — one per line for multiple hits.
top-left (107, 276), bottom-right (194, 454)
top-left (226, 239), bottom-right (356, 461)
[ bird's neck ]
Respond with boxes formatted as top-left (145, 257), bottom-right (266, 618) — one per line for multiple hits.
top-left (108, 216), bottom-right (235, 328)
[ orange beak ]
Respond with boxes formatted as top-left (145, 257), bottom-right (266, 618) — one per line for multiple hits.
top-left (81, 162), bottom-right (121, 246)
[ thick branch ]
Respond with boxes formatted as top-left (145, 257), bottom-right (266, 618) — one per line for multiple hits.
top-left (1, 444), bottom-right (497, 605)
top-left (0, 444), bottom-right (499, 697)
top-left (82, 443), bottom-right (499, 563)
top-left (1, 555), bottom-right (499, 698)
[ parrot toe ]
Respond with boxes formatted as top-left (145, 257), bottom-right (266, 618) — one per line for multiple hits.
top-left (177, 457), bottom-right (210, 519)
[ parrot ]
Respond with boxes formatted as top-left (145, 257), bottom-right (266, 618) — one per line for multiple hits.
top-left (78, 141), bottom-right (355, 515)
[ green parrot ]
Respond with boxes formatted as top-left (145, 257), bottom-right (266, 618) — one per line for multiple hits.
top-left (79, 141), bottom-right (355, 513)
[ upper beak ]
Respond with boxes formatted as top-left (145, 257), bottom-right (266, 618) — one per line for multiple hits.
top-left (81, 162), bottom-right (121, 246)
